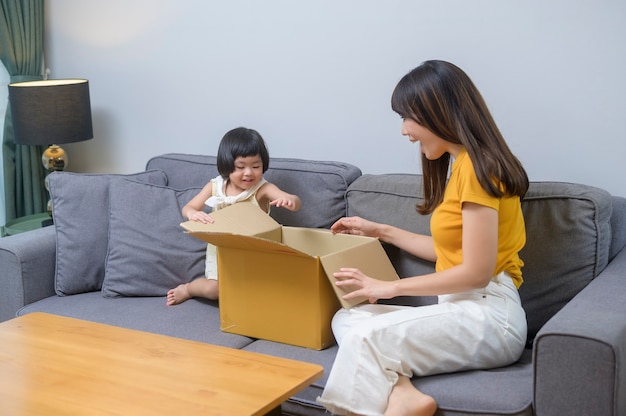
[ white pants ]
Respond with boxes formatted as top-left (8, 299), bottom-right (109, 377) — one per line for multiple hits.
top-left (317, 272), bottom-right (527, 416)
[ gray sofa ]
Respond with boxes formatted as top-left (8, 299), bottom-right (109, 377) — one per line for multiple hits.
top-left (1, 153), bottom-right (625, 416)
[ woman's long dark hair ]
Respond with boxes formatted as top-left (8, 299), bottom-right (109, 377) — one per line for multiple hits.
top-left (391, 60), bottom-right (529, 214)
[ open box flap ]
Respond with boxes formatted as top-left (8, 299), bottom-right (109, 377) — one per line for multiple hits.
top-left (319, 240), bottom-right (400, 309)
top-left (281, 227), bottom-right (378, 256)
top-left (186, 231), bottom-right (312, 258)
top-left (180, 201), bottom-right (279, 237)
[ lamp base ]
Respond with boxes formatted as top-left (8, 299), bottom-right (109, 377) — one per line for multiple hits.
top-left (43, 144), bottom-right (69, 213)
top-left (42, 145), bottom-right (68, 171)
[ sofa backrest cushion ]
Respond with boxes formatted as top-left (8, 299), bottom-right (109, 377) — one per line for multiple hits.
top-left (609, 196), bottom-right (626, 262)
top-left (47, 170), bottom-right (168, 296)
top-left (101, 179), bottom-right (206, 298)
top-left (146, 153), bottom-right (362, 229)
top-left (519, 181), bottom-right (613, 344)
top-left (345, 174), bottom-right (614, 345)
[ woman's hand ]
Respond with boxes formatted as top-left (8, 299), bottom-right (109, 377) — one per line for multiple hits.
top-left (333, 267), bottom-right (397, 304)
top-left (330, 216), bottom-right (381, 238)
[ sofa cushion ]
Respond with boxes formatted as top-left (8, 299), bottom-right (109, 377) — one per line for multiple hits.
top-left (16, 292), bottom-right (254, 349)
top-left (262, 158), bottom-right (362, 229)
top-left (609, 196), bottom-right (626, 262)
top-left (47, 170), bottom-right (168, 296)
top-left (101, 179), bottom-right (206, 298)
top-left (146, 153), bottom-right (363, 229)
top-left (519, 182), bottom-right (613, 344)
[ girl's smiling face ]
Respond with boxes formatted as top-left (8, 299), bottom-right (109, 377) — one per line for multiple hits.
top-left (227, 154), bottom-right (264, 194)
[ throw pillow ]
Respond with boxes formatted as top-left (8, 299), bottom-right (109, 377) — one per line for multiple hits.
top-left (48, 170), bottom-right (168, 296)
top-left (101, 179), bottom-right (206, 298)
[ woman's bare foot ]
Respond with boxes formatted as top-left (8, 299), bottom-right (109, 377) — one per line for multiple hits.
top-left (166, 283), bottom-right (191, 306)
top-left (384, 375), bottom-right (436, 416)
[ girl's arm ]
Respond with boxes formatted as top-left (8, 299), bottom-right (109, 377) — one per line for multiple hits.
top-left (257, 182), bottom-right (302, 211)
top-left (334, 203), bottom-right (498, 303)
top-left (181, 181), bottom-right (214, 223)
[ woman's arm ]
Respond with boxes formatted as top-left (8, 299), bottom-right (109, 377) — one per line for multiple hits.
top-left (334, 203), bottom-right (498, 303)
top-left (331, 216), bottom-right (437, 262)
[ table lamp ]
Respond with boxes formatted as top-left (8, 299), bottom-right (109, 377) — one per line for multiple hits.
top-left (8, 78), bottom-right (93, 173)
top-left (8, 79), bottom-right (94, 217)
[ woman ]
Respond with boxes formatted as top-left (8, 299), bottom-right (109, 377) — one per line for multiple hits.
top-left (317, 60), bottom-right (529, 416)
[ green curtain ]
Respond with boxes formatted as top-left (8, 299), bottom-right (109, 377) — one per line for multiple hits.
top-left (0, 0), bottom-right (47, 222)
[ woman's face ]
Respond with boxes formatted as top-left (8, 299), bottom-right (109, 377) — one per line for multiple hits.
top-left (401, 118), bottom-right (454, 160)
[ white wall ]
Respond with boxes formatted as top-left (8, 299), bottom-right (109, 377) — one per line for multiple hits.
top-left (44, 0), bottom-right (626, 196)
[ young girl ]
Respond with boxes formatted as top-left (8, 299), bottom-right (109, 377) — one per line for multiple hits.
top-left (166, 127), bottom-right (301, 306)
top-left (317, 61), bottom-right (529, 416)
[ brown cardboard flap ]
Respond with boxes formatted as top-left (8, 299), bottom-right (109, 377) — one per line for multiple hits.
top-left (282, 227), bottom-right (375, 256)
top-left (187, 231), bottom-right (310, 258)
top-left (319, 239), bottom-right (400, 308)
top-left (180, 201), bottom-right (279, 237)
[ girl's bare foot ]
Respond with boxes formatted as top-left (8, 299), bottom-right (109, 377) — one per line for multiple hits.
top-left (166, 283), bottom-right (191, 306)
top-left (385, 375), bottom-right (436, 416)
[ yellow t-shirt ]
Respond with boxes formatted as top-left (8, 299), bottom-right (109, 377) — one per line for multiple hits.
top-left (430, 149), bottom-right (525, 288)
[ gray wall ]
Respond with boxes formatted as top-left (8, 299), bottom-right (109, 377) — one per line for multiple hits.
top-left (8, 1), bottom-right (626, 199)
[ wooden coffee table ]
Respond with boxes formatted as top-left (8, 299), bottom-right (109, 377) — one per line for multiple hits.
top-left (0, 313), bottom-right (323, 415)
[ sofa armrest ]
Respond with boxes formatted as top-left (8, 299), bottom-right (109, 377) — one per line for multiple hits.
top-left (533, 247), bottom-right (626, 416)
top-left (0, 226), bottom-right (56, 322)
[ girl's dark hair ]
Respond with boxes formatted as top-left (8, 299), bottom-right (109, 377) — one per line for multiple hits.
top-left (216, 127), bottom-right (270, 178)
top-left (391, 60), bottom-right (529, 214)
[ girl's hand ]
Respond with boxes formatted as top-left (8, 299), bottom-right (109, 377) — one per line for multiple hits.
top-left (330, 216), bottom-right (380, 238)
top-left (188, 211), bottom-right (215, 224)
top-left (270, 198), bottom-right (299, 211)
top-left (333, 267), bottom-right (396, 304)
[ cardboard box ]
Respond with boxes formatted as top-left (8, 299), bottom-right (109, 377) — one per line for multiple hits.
top-left (181, 202), bottom-right (399, 350)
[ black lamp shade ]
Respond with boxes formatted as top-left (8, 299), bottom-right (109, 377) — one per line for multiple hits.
top-left (8, 79), bottom-right (93, 146)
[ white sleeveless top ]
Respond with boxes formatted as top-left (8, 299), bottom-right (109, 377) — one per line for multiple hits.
top-left (204, 175), bottom-right (267, 211)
